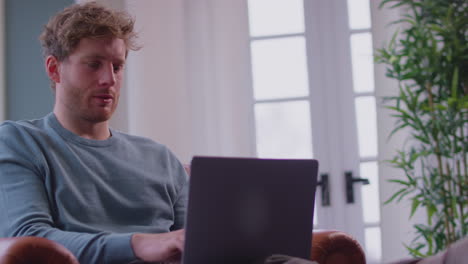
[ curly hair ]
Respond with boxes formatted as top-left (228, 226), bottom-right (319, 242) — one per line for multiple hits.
top-left (39, 1), bottom-right (139, 61)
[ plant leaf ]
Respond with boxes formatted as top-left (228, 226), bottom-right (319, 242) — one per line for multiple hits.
top-left (410, 198), bottom-right (421, 218)
top-left (389, 179), bottom-right (411, 186)
top-left (384, 187), bottom-right (407, 204)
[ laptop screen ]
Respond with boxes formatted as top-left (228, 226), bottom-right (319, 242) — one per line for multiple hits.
top-left (182, 156), bottom-right (319, 264)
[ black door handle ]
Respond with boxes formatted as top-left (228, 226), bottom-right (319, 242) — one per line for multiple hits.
top-left (316, 173), bottom-right (330, 206)
top-left (345, 171), bottom-right (370, 204)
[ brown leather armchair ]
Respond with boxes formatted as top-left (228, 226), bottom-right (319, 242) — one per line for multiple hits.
top-left (311, 230), bottom-right (366, 264)
top-left (0, 231), bottom-right (365, 264)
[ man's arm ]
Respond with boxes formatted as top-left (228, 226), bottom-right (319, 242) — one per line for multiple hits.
top-left (172, 168), bottom-right (189, 231)
top-left (0, 126), bottom-right (135, 263)
top-left (0, 124), bottom-right (184, 264)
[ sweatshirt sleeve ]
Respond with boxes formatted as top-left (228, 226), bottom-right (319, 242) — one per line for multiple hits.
top-left (0, 123), bottom-right (138, 264)
top-left (172, 173), bottom-right (189, 231)
top-left (165, 147), bottom-right (189, 231)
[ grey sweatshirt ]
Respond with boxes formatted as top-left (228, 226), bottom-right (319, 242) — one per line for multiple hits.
top-left (0, 113), bottom-right (188, 263)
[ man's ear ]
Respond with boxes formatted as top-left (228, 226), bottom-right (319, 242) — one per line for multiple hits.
top-left (45, 55), bottom-right (61, 84)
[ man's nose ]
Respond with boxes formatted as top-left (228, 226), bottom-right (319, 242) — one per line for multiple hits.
top-left (99, 64), bottom-right (116, 86)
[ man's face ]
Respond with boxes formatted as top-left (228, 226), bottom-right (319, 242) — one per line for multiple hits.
top-left (54, 37), bottom-right (126, 123)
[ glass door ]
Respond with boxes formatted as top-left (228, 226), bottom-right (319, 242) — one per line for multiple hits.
top-left (247, 0), bottom-right (382, 263)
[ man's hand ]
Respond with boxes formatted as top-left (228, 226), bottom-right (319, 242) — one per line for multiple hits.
top-left (131, 229), bottom-right (185, 263)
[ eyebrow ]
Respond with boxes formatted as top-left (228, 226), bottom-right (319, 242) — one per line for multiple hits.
top-left (83, 54), bottom-right (125, 64)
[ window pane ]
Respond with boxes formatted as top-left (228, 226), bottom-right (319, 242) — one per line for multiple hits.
top-left (365, 227), bottom-right (382, 263)
top-left (347, 0), bottom-right (371, 30)
top-left (350, 33), bottom-right (375, 93)
top-left (248, 0), bottom-right (304, 37)
top-left (255, 101), bottom-right (312, 158)
top-left (355, 96), bottom-right (377, 157)
top-left (360, 161), bottom-right (380, 223)
top-left (251, 37), bottom-right (309, 100)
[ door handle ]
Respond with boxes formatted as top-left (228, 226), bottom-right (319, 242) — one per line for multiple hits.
top-left (317, 173), bottom-right (330, 207)
top-left (345, 171), bottom-right (369, 204)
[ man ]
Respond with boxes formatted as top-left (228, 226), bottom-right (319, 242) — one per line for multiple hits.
top-left (0, 2), bottom-right (187, 263)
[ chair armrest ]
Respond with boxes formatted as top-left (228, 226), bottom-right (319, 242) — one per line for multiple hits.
top-left (0, 231), bottom-right (365, 264)
top-left (0, 237), bottom-right (78, 264)
top-left (311, 230), bottom-right (366, 264)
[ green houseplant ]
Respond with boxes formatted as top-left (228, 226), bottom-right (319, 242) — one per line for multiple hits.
top-left (374, 0), bottom-right (467, 258)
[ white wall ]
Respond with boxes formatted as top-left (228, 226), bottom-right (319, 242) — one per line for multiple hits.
top-left (124, 0), bottom-right (192, 162)
top-left (371, 2), bottom-right (425, 262)
top-left (0, 0), bottom-right (5, 122)
top-left (112, 0), bottom-right (255, 163)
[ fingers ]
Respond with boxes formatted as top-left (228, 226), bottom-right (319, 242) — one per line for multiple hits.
top-left (131, 230), bottom-right (186, 263)
top-left (165, 229), bottom-right (185, 263)
top-left (174, 229), bottom-right (185, 251)
top-left (165, 251), bottom-right (182, 263)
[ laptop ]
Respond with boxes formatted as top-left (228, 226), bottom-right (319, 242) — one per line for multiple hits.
top-left (182, 156), bottom-right (319, 264)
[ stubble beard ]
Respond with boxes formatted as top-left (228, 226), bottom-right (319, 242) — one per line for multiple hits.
top-left (59, 93), bottom-right (119, 124)
top-left (83, 96), bottom-right (119, 123)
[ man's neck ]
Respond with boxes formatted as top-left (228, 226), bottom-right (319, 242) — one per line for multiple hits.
top-left (53, 110), bottom-right (111, 140)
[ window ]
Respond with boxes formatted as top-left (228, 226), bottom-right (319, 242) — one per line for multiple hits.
top-left (247, 0), bottom-right (382, 262)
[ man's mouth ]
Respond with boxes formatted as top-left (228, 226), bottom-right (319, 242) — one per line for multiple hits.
top-left (93, 94), bottom-right (114, 104)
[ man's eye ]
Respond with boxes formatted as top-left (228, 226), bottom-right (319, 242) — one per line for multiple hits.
top-left (113, 64), bottom-right (123, 73)
top-left (88, 62), bottom-right (100, 69)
